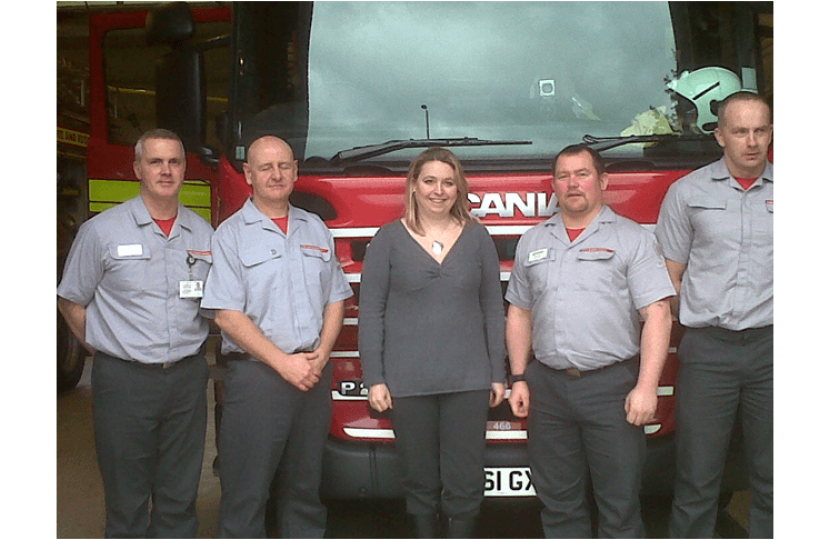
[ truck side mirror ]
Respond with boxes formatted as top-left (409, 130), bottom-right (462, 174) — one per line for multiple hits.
top-left (146, 2), bottom-right (218, 165)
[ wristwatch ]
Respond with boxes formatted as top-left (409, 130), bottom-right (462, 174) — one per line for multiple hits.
top-left (511, 373), bottom-right (527, 383)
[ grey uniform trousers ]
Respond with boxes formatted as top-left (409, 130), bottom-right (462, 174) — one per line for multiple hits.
top-left (91, 351), bottom-right (209, 539)
top-left (217, 358), bottom-right (332, 539)
top-left (669, 326), bottom-right (773, 539)
top-left (526, 357), bottom-right (646, 539)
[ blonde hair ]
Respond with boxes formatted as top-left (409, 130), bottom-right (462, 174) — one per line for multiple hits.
top-left (403, 148), bottom-right (473, 235)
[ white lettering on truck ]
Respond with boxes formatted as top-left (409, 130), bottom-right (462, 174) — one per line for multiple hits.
top-left (468, 192), bottom-right (558, 218)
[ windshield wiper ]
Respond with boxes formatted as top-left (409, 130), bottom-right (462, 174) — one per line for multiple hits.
top-left (330, 137), bottom-right (532, 165)
top-left (582, 133), bottom-right (712, 153)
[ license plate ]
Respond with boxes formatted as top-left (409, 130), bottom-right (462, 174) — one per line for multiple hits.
top-left (484, 467), bottom-right (536, 497)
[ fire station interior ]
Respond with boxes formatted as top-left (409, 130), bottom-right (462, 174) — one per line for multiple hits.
top-left (52, 2), bottom-right (795, 539)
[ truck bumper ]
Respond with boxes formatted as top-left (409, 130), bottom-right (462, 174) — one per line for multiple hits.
top-left (321, 432), bottom-right (748, 500)
top-left (320, 439), bottom-right (532, 500)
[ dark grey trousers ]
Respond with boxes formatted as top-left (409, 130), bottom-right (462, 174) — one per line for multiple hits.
top-left (526, 358), bottom-right (646, 539)
top-left (217, 359), bottom-right (332, 539)
top-left (391, 390), bottom-right (491, 519)
top-left (669, 326), bottom-right (773, 539)
top-left (91, 351), bottom-right (209, 539)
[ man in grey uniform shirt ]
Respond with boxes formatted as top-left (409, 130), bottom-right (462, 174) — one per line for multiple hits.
top-left (506, 144), bottom-right (674, 538)
top-left (201, 134), bottom-right (352, 538)
top-left (57, 129), bottom-right (213, 537)
top-left (656, 91), bottom-right (773, 538)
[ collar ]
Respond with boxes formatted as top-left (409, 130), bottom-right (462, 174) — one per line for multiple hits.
top-left (241, 198), bottom-right (307, 229)
top-left (543, 205), bottom-right (617, 245)
top-left (129, 195), bottom-right (192, 232)
top-left (543, 204), bottom-right (617, 228)
top-left (710, 156), bottom-right (774, 185)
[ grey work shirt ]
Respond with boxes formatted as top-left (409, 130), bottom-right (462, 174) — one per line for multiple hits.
top-left (655, 157), bottom-right (773, 331)
top-left (201, 199), bottom-right (353, 355)
top-left (506, 205), bottom-right (676, 371)
top-left (57, 196), bottom-right (214, 363)
top-left (358, 220), bottom-right (506, 397)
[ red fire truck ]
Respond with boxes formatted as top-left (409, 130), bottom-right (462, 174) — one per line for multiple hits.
top-left (80, 0), bottom-right (772, 509)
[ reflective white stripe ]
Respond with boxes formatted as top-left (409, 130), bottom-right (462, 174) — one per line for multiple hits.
top-left (330, 225), bottom-right (534, 239)
top-left (333, 386), bottom-right (675, 399)
top-left (343, 317), bottom-right (359, 326)
top-left (330, 224), bottom-right (655, 240)
top-left (331, 351), bottom-right (360, 358)
top-left (342, 424), bottom-right (662, 438)
top-left (484, 225), bottom-right (533, 236)
top-left (331, 227), bottom-right (379, 238)
top-left (344, 427), bottom-right (396, 439)
top-left (486, 430), bottom-right (527, 441)
top-left (331, 391), bottom-right (368, 401)
top-left (351, 271), bottom-right (515, 283)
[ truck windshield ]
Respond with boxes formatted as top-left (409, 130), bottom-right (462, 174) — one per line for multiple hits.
top-left (231, 1), bottom-right (767, 166)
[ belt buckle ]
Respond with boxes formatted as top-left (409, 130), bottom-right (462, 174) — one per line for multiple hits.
top-left (566, 367), bottom-right (581, 377)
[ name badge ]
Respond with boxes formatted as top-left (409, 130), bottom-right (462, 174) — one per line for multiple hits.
top-left (528, 248), bottom-right (549, 262)
top-left (180, 280), bottom-right (204, 299)
top-left (117, 244), bottom-right (143, 257)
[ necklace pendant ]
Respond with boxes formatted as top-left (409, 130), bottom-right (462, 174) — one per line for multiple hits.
top-left (432, 240), bottom-right (443, 255)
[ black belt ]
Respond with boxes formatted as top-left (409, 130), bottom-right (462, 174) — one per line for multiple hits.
top-left (224, 349), bottom-right (314, 362)
top-left (224, 352), bottom-right (250, 362)
top-left (693, 325), bottom-right (773, 342)
top-left (550, 356), bottom-right (638, 378)
top-left (102, 352), bottom-right (198, 370)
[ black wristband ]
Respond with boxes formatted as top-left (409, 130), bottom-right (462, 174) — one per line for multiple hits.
top-left (511, 373), bottom-right (527, 383)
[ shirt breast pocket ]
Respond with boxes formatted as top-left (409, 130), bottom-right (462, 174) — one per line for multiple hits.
top-left (106, 244), bottom-right (152, 290)
top-left (574, 250), bottom-right (616, 291)
top-left (186, 252), bottom-right (213, 281)
top-left (523, 251), bottom-right (556, 296)
top-left (301, 246), bottom-right (331, 287)
top-left (239, 244), bottom-right (283, 286)
top-left (688, 197), bottom-right (731, 241)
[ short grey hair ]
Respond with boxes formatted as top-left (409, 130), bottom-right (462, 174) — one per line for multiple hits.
top-left (134, 128), bottom-right (185, 163)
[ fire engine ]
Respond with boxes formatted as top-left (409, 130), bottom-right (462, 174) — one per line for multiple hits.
top-left (75, 0), bottom-right (771, 512)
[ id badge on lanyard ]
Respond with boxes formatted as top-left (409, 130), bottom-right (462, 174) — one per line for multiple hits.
top-left (180, 254), bottom-right (204, 298)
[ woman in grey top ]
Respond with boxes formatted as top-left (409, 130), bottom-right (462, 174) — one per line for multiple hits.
top-left (359, 148), bottom-right (506, 538)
